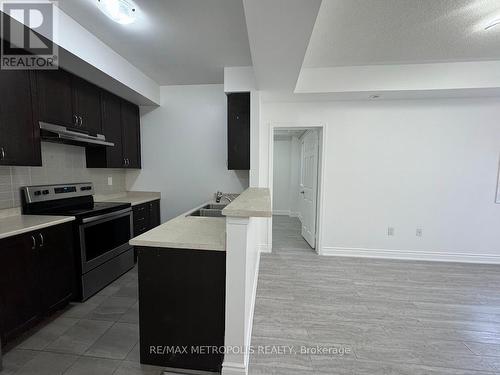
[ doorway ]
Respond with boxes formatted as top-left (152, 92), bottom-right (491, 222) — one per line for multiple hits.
top-left (269, 125), bottom-right (325, 254)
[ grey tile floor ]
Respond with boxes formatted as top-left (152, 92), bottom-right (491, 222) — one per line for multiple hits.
top-left (3, 216), bottom-right (500, 374)
top-left (249, 215), bottom-right (500, 374)
top-left (1, 266), bottom-right (174, 375)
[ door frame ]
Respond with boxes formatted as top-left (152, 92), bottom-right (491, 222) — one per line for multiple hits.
top-left (268, 122), bottom-right (327, 255)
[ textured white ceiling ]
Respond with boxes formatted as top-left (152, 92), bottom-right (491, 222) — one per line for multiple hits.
top-left (303, 0), bottom-right (500, 68)
top-left (57, 0), bottom-right (252, 85)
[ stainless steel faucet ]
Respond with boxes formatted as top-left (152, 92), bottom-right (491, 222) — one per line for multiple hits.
top-left (216, 191), bottom-right (223, 202)
top-left (216, 191), bottom-right (233, 203)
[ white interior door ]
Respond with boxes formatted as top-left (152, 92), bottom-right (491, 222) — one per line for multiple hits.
top-left (300, 130), bottom-right (319, 248)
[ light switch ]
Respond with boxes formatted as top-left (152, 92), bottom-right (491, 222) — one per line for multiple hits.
top-left (108, 176), bottom-right (113, 186)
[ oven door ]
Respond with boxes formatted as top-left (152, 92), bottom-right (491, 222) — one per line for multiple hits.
top-left (79, 208), bottom-right (133, 274)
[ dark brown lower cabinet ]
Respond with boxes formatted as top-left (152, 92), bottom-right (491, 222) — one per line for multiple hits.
top-left (132, 200), bottom-right (161, 262)
top-left (133, 200), bottom-right (161, 237)
top-left (38, 223), bottom-right (74, 313)
top-left (0, 223), bottom-right (74, 346)
top-left (138, 247), bottom-right (226, 373)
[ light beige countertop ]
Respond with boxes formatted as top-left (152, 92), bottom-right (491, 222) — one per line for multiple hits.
top-left (130, 214), bottom-right (225, 251)
top-left (0, 214), bottom-right (75, 240)
top-left (94, 191), bottom-right (161, 206)
top-left (222, 188), bottom-right (272, 218)
top-left (129, 200), bottom-right (225, 251)
top-left (129, 188), bottom-right (271, 251)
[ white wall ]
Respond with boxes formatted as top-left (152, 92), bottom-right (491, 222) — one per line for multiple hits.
top-left (272, 139), bottom-right (291, 214)
top-left (290, 136), bottom-right (301, 216)
top-left (127, 84), bottom-right (249, 221)
top-left (0, 142), bottom-right (126, 210)
top-left (262, 98), bottom-right (500, 263)
top-left (272, 136), bottom-right (301, 216)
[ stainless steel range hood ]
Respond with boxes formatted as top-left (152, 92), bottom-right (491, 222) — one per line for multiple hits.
top-left (39, 122), bottom-right (114, 147)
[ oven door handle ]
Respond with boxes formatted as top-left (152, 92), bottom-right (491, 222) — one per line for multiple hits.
top-left (81, 207), bottom-right (132, 224)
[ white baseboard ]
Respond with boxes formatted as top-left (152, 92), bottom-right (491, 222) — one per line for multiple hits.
top-left (321, 246), bottom-right (500, 264)
top-left (272, 210), bottom-right (290, 216)
top-left (222, 362), bottom-right (247, 375)
top-left (272, 210), bottom-right (301, 218)
top-left (258, 243), bottom-right (272, 253)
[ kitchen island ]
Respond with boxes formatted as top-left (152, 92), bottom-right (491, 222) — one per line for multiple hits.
top-left (129, 188), bottom-right (271, 374)
top-left (130, 201), bottom-right (227, 373)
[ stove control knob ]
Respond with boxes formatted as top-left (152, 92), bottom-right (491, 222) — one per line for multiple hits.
top-left (34, 191), bottom-right (41, 196)
top-left (42, 190), bottom-right (49, 195)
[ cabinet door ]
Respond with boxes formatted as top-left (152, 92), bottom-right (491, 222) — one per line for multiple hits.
top-left (121, 100), bottom-right (141, 169)
top-left (35, 69), bottom-right (74, 128)
top-left (227, 93), bottom-right (250, 170)
top-left (102, 91), bottom-right (124, 167)
top-left (0, 70), bottom-right (41, 166)
top-left (72, 76), bottom-right (102, 135)
top-left (148, 200), bottom-right (160, 229)
top-left (0, 233), bottom-right (40, 343)
top-left (38, 223), bottom-right (74, 313)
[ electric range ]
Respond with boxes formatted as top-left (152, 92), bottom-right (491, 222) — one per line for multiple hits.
top-left (21, 182), bottom-right (134, 301)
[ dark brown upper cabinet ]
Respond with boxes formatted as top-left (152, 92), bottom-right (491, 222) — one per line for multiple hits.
top-left (86, 91), bottom-right (123, 168)
top-left (35, 69), bottom-right (102, 133)
top-left (0, 64), bottom-right (140, 169)
top-left (227, 92), bottom-right (250, 170)
top-left (35, 69), bottom-right (74, 128)
top-left (0, 69), bottom-right (41, 166)
top-left (71, 76), bottom-right (102, 135)
top-left (86, 93), bottom-right (141, 169)
top-left (121, 100), bottom-right (141, 169)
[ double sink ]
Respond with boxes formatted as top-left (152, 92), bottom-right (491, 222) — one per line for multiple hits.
top-left (189, 203), bottom-right (228, 217)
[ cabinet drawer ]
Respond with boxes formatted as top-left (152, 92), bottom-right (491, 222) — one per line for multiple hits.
top-left (133, 204), bottom-right (148, 218)
top-left (134, 222), bottom-right (148, 236)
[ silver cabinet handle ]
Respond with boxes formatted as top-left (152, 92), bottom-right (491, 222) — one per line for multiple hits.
top-left (0, 146), bottom-right (5, 160)
top-left (38, 233), bottom-right (44, 247)
top-left (73, 114), bottom-right (78, 126)
top-left (79, 116), bottom-right (83, 126)
top-left (31, 235), bottom-right (36, 250)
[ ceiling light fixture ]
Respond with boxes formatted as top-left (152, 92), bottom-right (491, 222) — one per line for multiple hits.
top-left (369, 95), bottom-right (381, 99)
top-left (485, 19), bottom-right (500, 31)
top-left (97, 0), bottom-right (136, 25)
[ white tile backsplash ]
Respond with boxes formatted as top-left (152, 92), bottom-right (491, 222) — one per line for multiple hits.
top-left (0, 142), bottom-right (127, 209)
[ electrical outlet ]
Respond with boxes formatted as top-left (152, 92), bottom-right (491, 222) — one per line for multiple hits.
top-left (416, 228), bottom-right (423, 237)
top-left (387, 227), bottom-right (395, 236)
top-left (107, 176), bottom-right (113, 186)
